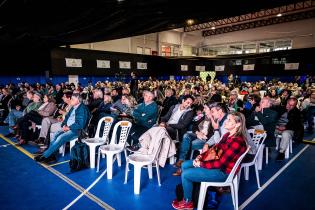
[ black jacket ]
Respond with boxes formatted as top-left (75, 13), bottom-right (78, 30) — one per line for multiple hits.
top-left (279, 107), bottom-right (304, 142)
top-left (161, 104), bottom-right (194, 139)
top-left (160, 96), bottom-right (178, 118)
top-left (252, 108), bottom-right (278, 147)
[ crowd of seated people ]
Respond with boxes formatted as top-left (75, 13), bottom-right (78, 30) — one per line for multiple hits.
top-left (0, 76), bottom-right (314, 208)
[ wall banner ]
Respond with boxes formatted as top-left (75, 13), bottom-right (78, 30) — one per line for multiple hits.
top-left (181, 65), bottom-right (188, 71)
top-left (96, 60), bottom-right (110, 68)
top-left (215, 65), bottom-right (225, 71)
top-left (119, 61), bottom-right (131, 69)
top-left (195, 65), bottom-right (205, 71)
top-left (137, 62), bottom-right (147, 69)
top-left (284, 63), bottom-right (299, 70)
top-left (65, 58), bottom-right (82, 67)
top-left (243, 64), bottom-right (255, 71)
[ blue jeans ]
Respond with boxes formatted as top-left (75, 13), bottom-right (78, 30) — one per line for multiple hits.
top-left (43, 130), bottom-right (78, 158)
top-left (191, 139), bottom-right (206, 151)
top-left (181, 160), bottom-right (228, 201)
top-left (179, 132), bottom-right (197, 161)
top-left (179, 132), bottom-right (206, 161)
top-left (4, 109), bottom-right (23, 133)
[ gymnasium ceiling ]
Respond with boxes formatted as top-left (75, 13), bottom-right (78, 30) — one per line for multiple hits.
top-left (0, 0), bottom-right (304, 52)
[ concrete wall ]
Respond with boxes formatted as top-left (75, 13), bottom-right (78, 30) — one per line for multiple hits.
top-left (70, 18), bottom-right (315, 54)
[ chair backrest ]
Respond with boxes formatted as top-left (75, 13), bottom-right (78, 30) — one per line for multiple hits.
top-left (247, 129), bottom-right (267, 162)
top-left (225, 147), bottom-right (250, 183)
top-left (94, 116), bottom-right (114, 143)
top-left (110, 121), bottom-right (132, 146)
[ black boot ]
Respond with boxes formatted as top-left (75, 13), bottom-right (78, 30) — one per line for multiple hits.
top-left (276, 152), bottom-right (285, 161)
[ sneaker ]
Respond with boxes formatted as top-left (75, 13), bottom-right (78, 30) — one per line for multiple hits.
top-left (16, 139), bottom-right (26, 146)
top-left (5, 133), bottom-right (15, 138)
top-left (276, 152), bottom-right (285, 161)
top-left (34, 148), bottom-right (46, 155)
top-left (43, 155), bottom-right (57, 164)
top-left (34, 155), bottom-right (46, 162)
top-left (172, 199), bottom-right (193, 210)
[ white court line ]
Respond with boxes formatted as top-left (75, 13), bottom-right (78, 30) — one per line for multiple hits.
top-left (0, 134), bottom-right (113, 209)
top-left (239, 144), bottom-right (310, 210)
top-left (63, 169), bottom-right (110, 210)
top-left (0, 143), bottom-right (11, 148)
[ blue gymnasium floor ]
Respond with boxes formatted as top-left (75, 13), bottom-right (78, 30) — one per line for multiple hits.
top-left (1, 125), bottom-right (315, 210)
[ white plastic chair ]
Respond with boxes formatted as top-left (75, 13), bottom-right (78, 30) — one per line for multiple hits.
top-left (82, 116), bottom-right (114, 168)
top-left (197, 147), bottom-right (250, 210)
top-left (124, 137), bottom-right (163, 194)
top-left (59, 137), bottom-right (77, 157)
top-left (96, 121), bottom-right (132, 179)
top-left (275, 133), bottom-right (292, 159)
top-left (239, 129), bottom-right (266, 188)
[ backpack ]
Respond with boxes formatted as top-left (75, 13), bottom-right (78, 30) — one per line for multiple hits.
top-left (69, 140), bottom-right (90, 172)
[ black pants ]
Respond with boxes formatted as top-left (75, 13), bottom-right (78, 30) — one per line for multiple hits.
top-left (18, 111), bottom-right (43, 140)
top-left (128, 124), bottom-right (149, 145)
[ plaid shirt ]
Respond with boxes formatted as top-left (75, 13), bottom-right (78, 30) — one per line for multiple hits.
top-left (200, 132), bottom-right (247, 174)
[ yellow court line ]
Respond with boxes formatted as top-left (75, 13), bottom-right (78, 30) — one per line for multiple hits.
top-left (49, 160), bottom-right (70, 167)
top-left (0, 134), bottom-right (35, 159)
top-left (0, 134), bottom-right (113, 210)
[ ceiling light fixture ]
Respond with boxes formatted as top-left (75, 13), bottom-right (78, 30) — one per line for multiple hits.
top-left (186, 19), bottom-right (195, 25)
top-left (277, 13), bottom-right (282, 17)
top-left (211, 26), bottom-right (215, 30)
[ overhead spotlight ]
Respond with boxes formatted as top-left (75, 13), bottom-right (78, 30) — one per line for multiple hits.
top-left (211, 26), bottom-right (216, 30)
top-left (277, 13), bottom-right (282, 17)
top-left (186, 19), bottom-right (195, 25)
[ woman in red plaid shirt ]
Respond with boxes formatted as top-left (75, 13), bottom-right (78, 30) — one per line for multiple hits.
top-left (172, 112), bottom-right (248, 210)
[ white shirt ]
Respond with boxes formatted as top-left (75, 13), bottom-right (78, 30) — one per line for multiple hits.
top-left (167, 108), bottom-right (185, 124)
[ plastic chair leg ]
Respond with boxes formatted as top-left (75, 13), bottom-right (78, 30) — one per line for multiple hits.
top-left (285, 146), bottom-right (290, 159)
top-left (155, 160), bottom-right (161, 186)
top-left (254, 162), bottom-right (261, 189)
top-left (117, 153), bottom-right (121, 167)
top-left (96, 148), bottom-right (101, 172)
top-left (70, 138), bottom-right (76, 151)
top-left (265, 147), bottom-right (269, 165)
top-left (244, 166), bottom-right (249, 180)
top-left (107, 154), bottom-right (114, 179)
top-left (59, 144), bottom-right (65, 156)
top-left (197, 182), bottom-right (207, 210)
top-left (148, 164), bottom-right (153, 179)
top-left (134, 165), bottom-right (142, 194)
top-left (89, 145), bottom-right (97, 168)
top-left (258, 145), bottom-right (264, 170)
top-left (124, 161), bottom-right (129, 184)
top-left (232, 177), bottom-right (239, 210)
